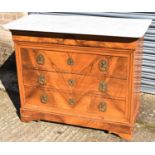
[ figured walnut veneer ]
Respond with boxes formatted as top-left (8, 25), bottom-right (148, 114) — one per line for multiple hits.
top-left (12, 31), bottom-right (143, 140)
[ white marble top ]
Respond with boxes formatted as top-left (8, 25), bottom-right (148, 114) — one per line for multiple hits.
top-left (4, 14), bottom-right (152, 38)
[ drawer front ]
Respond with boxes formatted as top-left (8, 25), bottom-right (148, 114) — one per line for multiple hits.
top-left (21, 48), bottom-right (128, 79)
top-left (23, 69), bottom-right (127, 99)
top-left (24, 86), bottom-right (127, 122)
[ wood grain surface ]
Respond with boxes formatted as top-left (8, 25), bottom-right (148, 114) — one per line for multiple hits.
top-left (23, 69), bottom-right (127, 99)
top-left (12, 31), bottom-right (143, 140)
top-left (21, 47), bottom-right (128, 79)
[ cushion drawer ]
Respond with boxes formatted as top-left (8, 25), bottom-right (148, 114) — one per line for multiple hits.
top-left (23, 69), bottom-right (127, 99)
top-left (24, 86), bottom-right (127, 122)
top-left (21, 47), bottom-right (128, 79)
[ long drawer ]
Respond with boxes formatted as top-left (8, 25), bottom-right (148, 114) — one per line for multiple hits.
top-left (20, 47), bottom-right (128, 79)
top-left (24, 86), bottom-right (127, 123)
top-left (23, 69), bottom-right (127, 99)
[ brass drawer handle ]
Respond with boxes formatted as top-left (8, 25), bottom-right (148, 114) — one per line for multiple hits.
top-left (98, 101), bottom-right (107, 112)
top-left (68, 98), bottom-right (76, 105)
top-left (68, 79), bottom-right (76, 86)
top-left (40, 94), bottom-right (48, 104)
top-left (38, 75), bottom-right (46, 85)
top-left (67, 57), bottom-right (74, 66)
top-left (99, 59), bottom-right (108, 71)
top-left (99, 81), bottom-right (107, 92)
top-left (36, 54), bottom-right (45, 65)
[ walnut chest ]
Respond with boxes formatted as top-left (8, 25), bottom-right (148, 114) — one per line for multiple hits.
top-left (5, 15), bottom-right (151, 140)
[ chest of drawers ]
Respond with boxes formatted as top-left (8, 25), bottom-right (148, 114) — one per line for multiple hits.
top-left (5, 15), bottom-right (151, 140)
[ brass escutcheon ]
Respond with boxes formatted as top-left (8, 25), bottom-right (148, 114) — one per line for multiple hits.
top-left (68, 98), bottom-right (76, 105)
top-left (68, 79), bottom-right (76, 86)
top-left (99, 81), bottom-right (107, 92)
top-left (99, 59), bottom-right (108, 71)
top-left (40, 94), bottom-right (48, 104)
top-left (98, 101), bottom-right (107, 112)
top-left (38, 75), bottom-right (46, 85)
top-left (36, 54), bottom-right (45, 65)
top-left (67, 57), bottom-right (74, 66)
